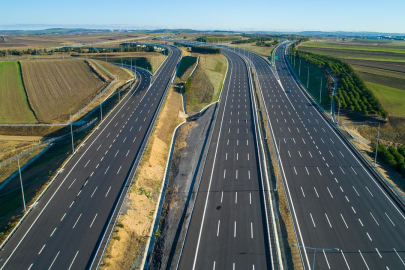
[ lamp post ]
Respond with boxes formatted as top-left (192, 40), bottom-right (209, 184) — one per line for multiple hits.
top-left (316, 76), bottom-right (323, 105)
top-left (293, 244), bottom-right (339, 270)
top-left (299, 59), bottom-right (302, 76)
top-left (17, 152), bottom-right (27, 212)
top-left (70, 112), bottom-right (74, 153)
top-left (368, 121), bottom-right (381, 167)
top-left (307, 67), bottom-right (310, 89)
top-left (336, 92), bottom-right (342, 125)
top-left (273, 138), bottom-right (293, 191)
top-left (99, 93), bottom-right (103, 121)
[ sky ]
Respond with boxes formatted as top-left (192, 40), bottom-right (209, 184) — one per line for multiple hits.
top-left (1, 0), bottom-right (405, 33)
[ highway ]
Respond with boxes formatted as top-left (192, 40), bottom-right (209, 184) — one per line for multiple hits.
top-left (0, 45), bottom-right (181, 270)
top-left (237, 43), bottom-right (405, 269)
top-left (177, 47), bottom-right (274, 269)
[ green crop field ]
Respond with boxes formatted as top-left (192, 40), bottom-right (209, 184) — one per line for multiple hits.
top-left (300, 42), bottom-right (405, 54)
top-left (366, 82), bottom-right (405, 118)
top-left (0, 62), bottom-right (37, 123)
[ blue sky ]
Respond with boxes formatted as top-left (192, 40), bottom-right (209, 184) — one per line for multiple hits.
top-left (1, 0), bottom-right (404, 33)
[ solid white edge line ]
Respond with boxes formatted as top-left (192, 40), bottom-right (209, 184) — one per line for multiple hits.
top-left (191, 53), bottom-right (234, 270)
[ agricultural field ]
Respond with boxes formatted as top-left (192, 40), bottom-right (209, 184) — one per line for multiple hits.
top-left (299, 41), bottom-right (405, 87)
top-left (298, 40), bottom-right (405, 147)
top-left (298, 40), bottom-right (405, 110)
top-left (20, 59), bottom-right (107, 123)
top-left (0, 61), bottom-right (37, 123)
top-left (184, 53), bottom-right (227, 114)
top-left (83, 52), bottom-right (166, 73)
top-left (0, 33), bottom-right (144, 50)
top-left (365, 82), bottom-right (405, 118)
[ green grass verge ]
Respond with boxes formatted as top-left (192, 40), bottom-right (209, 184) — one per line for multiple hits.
top-left (176, 56), bottom-right (197, 79)
top-left (184, 54), bottom-right (227, 114)
top-left (366, 82), bottom-right (405, 118)
top-left (0, 61), bottom-right (37, 123)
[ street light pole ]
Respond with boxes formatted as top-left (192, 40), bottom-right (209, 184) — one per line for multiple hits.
top-left (99, 93), bottom-right (103, 121)
top-left (374, 122), bottom-right (380, 167)
top-left (299, 59), bottom-right (301, 76)
top-left (274, 138), bottom-right (293, 191)
top-left (307, 67), bottom-right (310, 89)
top-left (17, 153), bottom-right (27, 212)
top-left (293, 244), bottom-right (339, 270)
top-left (316, 77), bottom-right (323, 104)
top-left (337, 92), bottom-right (342, 125)
top-left (70, 112), bottom-right (75, 153)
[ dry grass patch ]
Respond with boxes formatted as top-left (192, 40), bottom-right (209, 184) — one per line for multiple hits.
top-left (0, 144), bottom-right (47, 185)
top-left (230, 43), bottom-right (274, 57)
top-left (100, 85), bottom-right (184, 269)
top-left (86, 52), bottom-right (166, 73)
top-left (20, 59), bottom-right (107, 123)
top-left (184, 53), bottom-right (227, 114)
top-left (0, 61), bottom-right (37, 124)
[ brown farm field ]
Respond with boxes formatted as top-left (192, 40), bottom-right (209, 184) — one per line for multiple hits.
top-left (0, 61), bottom-right (37, 123)
top-left (81, 52), bottom-right (166, 73)
top-left (0, 33), bottom-right (144, 50)
top-left (20, 59), bottom-right (107, 123)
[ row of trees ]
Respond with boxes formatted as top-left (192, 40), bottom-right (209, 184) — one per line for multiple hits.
top-left (376, 144), bottom-right (405, 176)
top-left (196, 36), bottom-right (240, 43)
top-left (291, 45), bottom-right (387, 118)
top-left (0, 48), bottom-right (52, 56)
top-left (255, 39), bottom-right (280, 47)
top-left (232, 37), bottom-right (278, 44)
top-left (0, 45), bottom-right (155, 57)
top-left (190, 45), bottom-right (221, 54)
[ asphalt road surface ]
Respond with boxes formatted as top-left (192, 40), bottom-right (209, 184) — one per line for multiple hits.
top-left (236, 43), bottom-right (405, 269)
top-left (177, 48), bottom-right (273, 269)
top-left (0, 45), bottom-right (181, 270)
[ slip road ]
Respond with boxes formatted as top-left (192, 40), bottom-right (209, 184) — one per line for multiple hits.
top-left (0, 45), bottom-right (182, 270)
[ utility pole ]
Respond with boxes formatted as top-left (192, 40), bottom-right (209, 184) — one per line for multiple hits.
top-left (17, 153), bottom-right (26, 212)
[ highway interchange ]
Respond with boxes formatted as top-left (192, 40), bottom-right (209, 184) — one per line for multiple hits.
top-left (0, 45), bottom-right (181, 270)
top-left (1, 38), bottom-right (405, 270)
